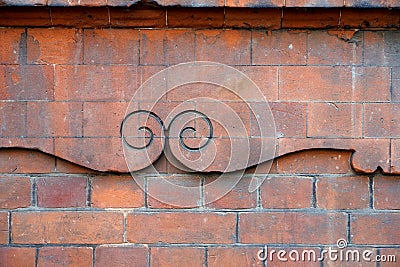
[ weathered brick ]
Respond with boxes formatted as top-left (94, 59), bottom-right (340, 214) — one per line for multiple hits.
top-left (239, 212), bottom-right (347, 244)
top-left (365, 104), bottom-right (400, 137)
top-left (140, 29), bottom-right (195, 65)
top-left (375, 248), bottom-right (399, 267)
top-left (353, 67), bottom-right (391, 102)
top-left (151, 247), bottom-right (205, 267)
top-left (205, 176), bottom-right (257, 209)
top-left (0, 28), bottom-right (24, 64)
top-left (147, 175), bottom-right (201, 208)
top-left (0, 149), bottom-right (55, 174)
top-left (0, 65), bottom-right (54, 100)
top-left (91, 175), bottom-right (144, 208)
top-left (195, 30), bottom-right (251, 65)
top-left (374, 176), bottom-right (400, 209)
top-left (110, 8), bottom-right (166, 27)
top-left (127, 212), bottom-right (236, 243)
top-left (83, 102), bottom-right (128, 137)
top-left (393, 139), bottom-right (400, 173)
top-left (95, 246), bottom-right (148, 267)
top-left (12, 211), bottom-right (124, 244)
top-left (235, 66), bottom-right (278, 101)
top-left (166, 0), bottom-right (224, 6)
top-left (352, 139), bottom-right (391, 173)
top-left (282, 8), bottom-right (340, 29)
top-left (55, 158), bottom-right (98, 174)
top-left (286, 0), bottom-right (343, 7)
top-left (264, 246), bottom-right (321, 266)
top-left (51, 7), bottom-right (109, 27)
top-left (225, 0), bottom-right (283, 7)
top-left (208, 247), bottom-right (262, 267)
top-left (27, 28), bottom-right (83, 64)
top-left (0, 102), bottom-right (26, 137)
top-left (167, 8), bottom-right (224, 28)
top-left (55, 65), bottom-right (139, 101)
top-left (83, 29), bottom-right (139, 64)
top-left (316, 176), bottom-right (369, 209)
top-left (323, 247), bottom-right (377, 267)
top-left (54, 137), bottom-right (126, 172)
top-left (364, 31), bottom-right (400, 66)
top-left (27, 102), bottom-right (83, 137)
top-left (225, 8), bottom-right (281, 29)
top-left (0, 177), bottom-right (31, 209)
top-left (340, 9), bottom-right (400, 29)
top-left (261, 176), bottom-right (313, 209)
top-left (0, 247), bottom-right (36, 267)
top-left (48, 0), bottom-right (107, 5)
top-left (345, 0), bottom-right (400, 8)
top-left (252, 30), bottom-right (307, 65)
top-left (0, 7), bottom-right (51, 27)
top-left (0, 212), bottom-right (8, 243)
top-left (38, 247), bottom-right (93, 267)
top-left (351, 214), bottom-right (400, 245)
top-left (279, 66), bottom-right (352, 101)
top-left (277, 150), bottom-right (352, 174)
top-left (307, 103), bottom-right (362, 138)
top-left (393, 67), bottom-right (400, 102)
top-left (307, 31), bottom-right (362, 65)
top-left (36, 176), bottom-right (87, 208)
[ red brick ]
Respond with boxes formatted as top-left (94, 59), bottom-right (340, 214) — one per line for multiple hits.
top-left (307, 31), bottom-right (362, 65)
top-left (353, 67), bottom-right (391, 102)
top-left (279, 66), bottom-right (352, 101)
top-left (148, 175), bottom-right (201, 208)
top-left (225, 8), bottom-right (281, 29)
top-left (308, 103), bottom-right (362, 138)
top-left (0, 102), bottom-right (26, 137)
top-left (323, 247), bottom-right (377, 267)
top-left (27, 28), bottom-right (83, 64)
top-left (51, 7), bottom-right (109, 27)
top-left (263, 246), bottom-right (321, 266)
top-left (316, 176), bottom-right (369, 209)
top-left (0, 177), bottom-right (31, 209)
top-left (277, 150), bottom-right (352, 174)
top-left (0, 28), bottom-right (24, 64)
top-left (55, 158), bottom-right (98, 174)
top-left (235, 66), bottom-right (278, 101)
top-left (239, 212), bottom-right (347, 244)
top-left (345, 0), bottom-right (400, 7)
top-left (0, 247), bottom-right (36, 267)
top-left (0, 212), bottom-right (8, 243)
top-left (0, 65), bottom-right (54, 100)
top-left (375, 248), bottom-right (399, 267)
top-left (27, 102), bottom-right (83, 138)
top-left (110, 8), bottom-right (166, 27)
top-left (374, 176), bottom-right (400, 209)
top-left (55, 65), bottom-right (139, 101)
top-left (83, 29), bottom-right (139, 64)
top-left (261, 176), bottom-right (313, 209)
top-left (393, 67), bottom-right (400, 102)
top-left (340, 9), bottom-right (400, 29)
top-left (251, 102), bottom-right (306, 138)
top-left (282, 8), bottom-right (340, 29)
top-left (225, 0), bottom-right (283, 7)
top-left (205, 176), bottom-right (257, 209)
top-left (127, 212), bottom-right (236, 243)
top-left (392, 140), bottom-right (400, 173)
top-left (91, 175), bottom-right (144, 208)
top-left (167, 8), bottom-right (224, 28)
top-left (140, 29), bottom-right (195, 65)
top-left (0, 7), bottom-right (51, 27)
top-left (252, 30), bottom-right (307, 65)
top-left (48, 0), bottom-right (106, 5)
top-left (95, 246), bottom-right (148, 267)
top-left (364, 31), bottom-right (400, 66)
top-left (12, 211), bottom-right (124, 244)
top-left (83, 102), bottom-right (128, 137)
top-left (286, 0), bottom-right (343, 7)
top-left (166, 0), bottom-right (224, 6)
top-left (36, 177), bottom-right (87, 208)
top-left (151, 247), bottom-right (205, 267)
top-left (0, 149), bottom-right (55, 174)
top-left (195, 30), bottom-right (251, 65)
top-left (351, 214), bottom-right (400, 245)
top-left (38, 247), bottom-right (93, 267)
top-left (208, 247), bottom-right (262, 267)
top-left (54, 137), bottom-right (127, 172)
top-left (352, 139), bottom-right (391, 173)
top-left (364, 104), bottom-right (400, 138)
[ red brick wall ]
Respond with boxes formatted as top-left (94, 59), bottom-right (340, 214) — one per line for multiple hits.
top-left (0, 5), bottom-right (400, 267)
